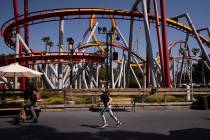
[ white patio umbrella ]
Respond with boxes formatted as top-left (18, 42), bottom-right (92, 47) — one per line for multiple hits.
top-left (0, 63), bottom-right (42, 77)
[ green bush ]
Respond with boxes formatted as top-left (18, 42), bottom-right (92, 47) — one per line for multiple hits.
top-left (85, 96), bottom-right (95, 104)
top-left (71, 96), bottom-right (86, 104)
top-left (165, 95), bottom-right (177, 102)
top-left (45, 97), bottom-right (64, 104)
top-left (145, 94), bottom-right (164, 103)
top-left (175, 96), bottom-right (186, 102)
top-left (145, 94), bottom-right (177, 103)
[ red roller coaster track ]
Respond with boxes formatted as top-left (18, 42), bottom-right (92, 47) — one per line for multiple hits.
top-left (1, 8), bottom-right (210, 49)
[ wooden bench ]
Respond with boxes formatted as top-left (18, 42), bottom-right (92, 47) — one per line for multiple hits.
top-left (89, 97), bottom-right (133, 112)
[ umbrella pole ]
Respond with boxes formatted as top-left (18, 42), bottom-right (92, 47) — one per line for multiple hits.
top-left (14, 73), bottom-right (17, 98)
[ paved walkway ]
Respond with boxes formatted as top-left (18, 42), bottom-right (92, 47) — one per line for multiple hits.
top-left (0, 110), bottom-right (210, 140)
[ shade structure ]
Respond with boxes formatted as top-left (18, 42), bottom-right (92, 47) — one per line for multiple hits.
top-left (0, 63), bottom-right (42, 77)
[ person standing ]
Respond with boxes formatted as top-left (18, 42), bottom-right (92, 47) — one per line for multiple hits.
top-left (23, 82), bottom-right (38, 123)
top-left (99, 88), bottom-right (122, 128)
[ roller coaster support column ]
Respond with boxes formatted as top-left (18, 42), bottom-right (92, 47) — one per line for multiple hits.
top-left (24, 0), bottom-right (29, 46)
top-left (172, 58), bottom-right (176, 88)
top-left (201, 61), bottom-right (206, 86)
top-left (126, 16), bottom-right (134, 88)
top-left (126, 0), bottom-right (141, 88)
top-left (178, 34), bottom-right (189, 87)
top-left (58, 17), bottom-right (64, 89)
top-left (24, 0), bottom-right (29, 88)
top-left (142, 0), bottom-right (157, 87)
top-left (160, 0), bottom-right (171, 88)
top-left (106, 33), bottom-right (110, 88)
top-left (13, 0), bottom-right (25, 89)
top-left (153, 0), bottom-right (165, 86)
top-left (147, 0), bottom-right (151, 12)
top-left (13, 0), bottom-right (21, 54)
top-left (15, 34), bottom-right (19, 89)
top-left (108, 33), bottom-right (113, 88)
top-left (146, 0), bottom-right (151, 88)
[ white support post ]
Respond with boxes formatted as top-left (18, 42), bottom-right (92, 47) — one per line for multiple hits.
top-left (143, 64), bottom-right (147, 88)
top-left (76, 28), bottom-right (91, 50)
top-left (130, 66), bottom-right (141, 88)
top-left (96, 65), bottom-right (100, 87)
top-left (75, 79), bottom-right (78, 89)
top-left (186, 85), bottom-right (191, 101)
top-left (115, 26), bottom-right (129, 47)
top-left (173, 58), bottom-right (176, 88)
top-left (79, 75), bottom-right (82, 89)
top-left (111, 66), bottom-right (115, 88)
top-left (38, 64), bottom-right (56, 89)
top-left (14, 34), bottom-right (20, 89)
top-left (17, 34), bottom-right (31, 53)
top-left (117, 57), bottom-right (125, 88)
top-left (63, 67), bottom-right (70, 86)
top-left (58, 17), bottom-right (64, 89)
top-left (86, 22), bottom-right (99, 44)
top-left (142, 0), bottom-right (157, 87)
top-left (83, 70), bottom-right (88, 89)
top-left (123, 59), bottom-right (126, 88)
top-left (133, 57), bottom-right (144, 74)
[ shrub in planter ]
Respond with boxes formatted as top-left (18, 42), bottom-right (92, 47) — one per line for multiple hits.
top-left (45, 97), bottom-right (64, 105)
top-left (63, 96), bottom-right (86, 104)
top-left (165, 95), bottom-right (177, 102)
top-left (145, 93), bottom-right (178, 103)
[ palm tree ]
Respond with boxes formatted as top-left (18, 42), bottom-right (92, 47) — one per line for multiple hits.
top-left (41, 36), bottom-right (50, 51)
top-left (47, 41), bottom-right (53, 52)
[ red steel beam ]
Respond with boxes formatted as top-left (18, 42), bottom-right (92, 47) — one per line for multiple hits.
top-left (24, 0), bottom-right (29, 46)
top-left (160, 0), bottom-right (171, 88)
top-left (153, 0), bottom-right (165, 86)
top-left (0, 52), bottom-right (105, 66)
top-left (13, 0), bottom-right (22, 54)
top-left (147, 0), bottom-right (151, 13)
top-left (146, 0), bottom-right (151, 88)
top-left (13, 0), bottom-right (25, 89)
top-left (24, 0), bottom-right (29, 88)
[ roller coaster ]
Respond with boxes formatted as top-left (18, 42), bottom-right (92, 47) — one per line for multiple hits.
top-left (0, 0), bottom-right (210, 90)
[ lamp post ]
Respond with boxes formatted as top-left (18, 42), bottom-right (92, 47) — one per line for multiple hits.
top-left (98, 26), bottom-right (119, 88)
top-left (67, 37), bottom-right (74, 89)
top-left (98, 26), bottom-right (110, 88)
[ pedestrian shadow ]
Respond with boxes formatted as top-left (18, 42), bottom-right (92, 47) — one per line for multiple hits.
top-left (0, 124), bottom-right (210, 140)
top-left (6, 117), bottom-right (35, 125)
top-left (204, 118), bottom-right (210, 121)
top-left (80, 124), bottom-right (100, 129)
top-left (80, 124), bottom-right (116, 129)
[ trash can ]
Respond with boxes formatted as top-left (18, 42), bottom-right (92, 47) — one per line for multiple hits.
top-left (191, 96), bottom-right (210, 110)
top-left (196, 96), bottom-right (209, 110)
top-left (202, 96), bottom-right (208, 110)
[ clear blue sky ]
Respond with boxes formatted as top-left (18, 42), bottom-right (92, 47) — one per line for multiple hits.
top-left (0, 0), bottom-right (210, 57)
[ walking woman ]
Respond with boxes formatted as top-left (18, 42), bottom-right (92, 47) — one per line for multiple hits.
top-left (99, 88), bottom-right (122, 128)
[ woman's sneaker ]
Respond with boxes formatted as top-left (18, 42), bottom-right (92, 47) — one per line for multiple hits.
top-left (116, 121), bottom-right (122, 127)
top-left (33, 118), bottom-right (38, 123)
top-left (100, 123), bottom-right (108, 128)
